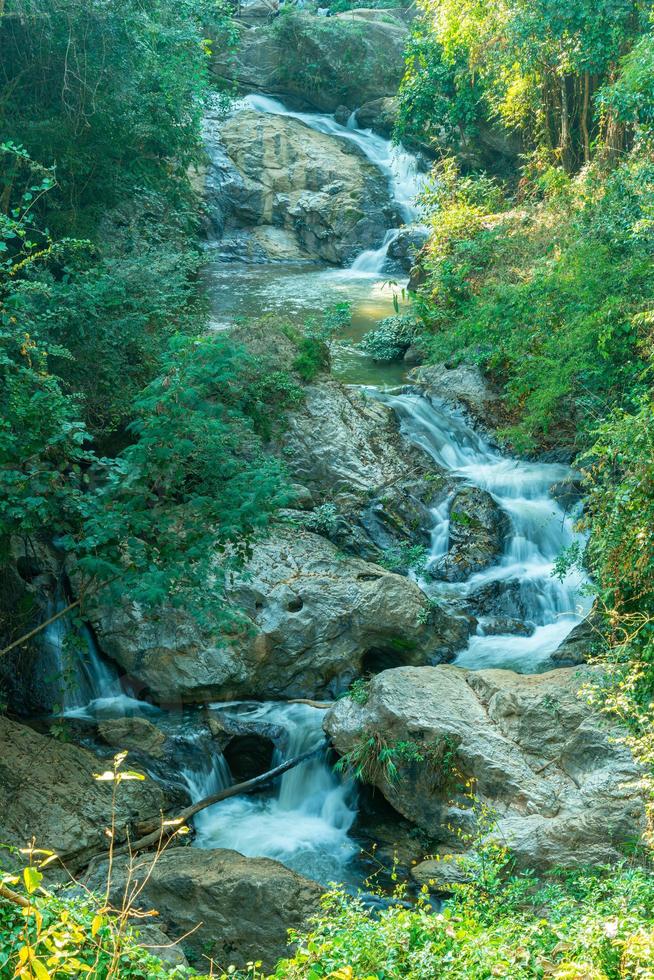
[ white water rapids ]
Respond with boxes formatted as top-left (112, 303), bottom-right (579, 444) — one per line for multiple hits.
top-left (191, 703), bottom-right (357, 882)
top-left (377, 391), bottom-right (591, 672)
top-left (38, 94), bottom-right (590, 887)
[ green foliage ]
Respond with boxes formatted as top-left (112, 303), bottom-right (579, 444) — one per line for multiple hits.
top-left (268, 863), bottom-right (654, 979)
top-left (598, 29), bottom-right (654, 137)
top-left (414, 152), bottom-right (654, 451)
top-left (290, 304), bottom-right (351, 382)
top-left (304, 504), bottom-right (341, 538)
top-left (0, 0), bottom-right (298, 632)
top-left (378, 544), bottom-right (429, 574)
top-left (401, 0), bottom-right (652, 172)
top-left (65, 334), bottom-right (289, 620)
top-left (360, 315), bottom-right (418, 362)
top-left (395, 16), bottom-right (485, 155)
top-left (346, 678), bottom-right (370, 705)
top-left (334, 731), bottom-right (460, 788)
top-left (322, 0), bottom-right (402, 12)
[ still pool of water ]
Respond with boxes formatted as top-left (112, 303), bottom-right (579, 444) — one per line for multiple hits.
top-left (204, 258), bottom-right (411, 387)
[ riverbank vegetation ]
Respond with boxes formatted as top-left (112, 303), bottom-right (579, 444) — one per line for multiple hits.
top-left (402, 0), bottom-right (654, 867)
top-left (0, 0), bottom-right (304, 646)
top-left (4, 841), bottom-right (654, 978)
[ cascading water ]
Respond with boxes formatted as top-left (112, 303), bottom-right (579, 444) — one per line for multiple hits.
top-left (375, 390), bottom-right (591, 672)
top-left (37, 90), bottom-right (594, 890)
top-left (243, 93), bottom-right (425, 273)
top-left (193, 702), bottom-right (357, 884)
top-left (40, 600), bottom-right (124, 715)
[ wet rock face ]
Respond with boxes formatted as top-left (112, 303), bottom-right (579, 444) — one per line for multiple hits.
top-left (210, 108), bottom-right (395, 265)
top-left (84, 848), bottom-right (323, 972)
top-left (277, 380), bottom-right (445, 559)
top-left (0, 716), bottom-right (172, 869)
top-left (211, 11), bottom-right (408, 114)
top-left (546, 607), bottom-right (601, 668)
top-left (436, 487), bottom-right (509, 582)
top-left (386, 224), bottom-right (430, 274)
top-left (324, 665), bottom-right (646, 871)
top-left (97, 716), bottom-right (168, 759)
top-left (411, 363), bottom-right (505, 433)
top-left (354, 96), bottom-right (398, 137)
top-left (93, 527), bottom-right (470, 704)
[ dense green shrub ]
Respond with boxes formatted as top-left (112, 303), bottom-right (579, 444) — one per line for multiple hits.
top-left (413, 152), bottom-right (653, 452)
top-left (360, 315), bottom-right (419, 362)
top-left (271, 864), bottom-right (654, 979)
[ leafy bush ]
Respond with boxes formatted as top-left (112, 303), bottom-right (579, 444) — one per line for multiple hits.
top-left (413, 152), bottom-right (653, 452)
top-left (0, 876), bottom-right (195, 979)
top-left (271, 863), bottom-right (654, 979)
top-left (334, 731), bottom-right (459, 788)
top-left (379, 544), bottom-right (429, 574)
top-left (360, 315), bottom-right (419, 363)
top-left (304, 503), bottom-right (341, 538)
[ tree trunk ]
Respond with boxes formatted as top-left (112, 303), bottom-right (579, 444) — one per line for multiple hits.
top-left (560, 75), bottom-right (571, 171)
top-left (581, 71), bottom-right (591, 163)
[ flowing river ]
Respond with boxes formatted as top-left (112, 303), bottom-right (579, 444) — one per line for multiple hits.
top-left (43, 93), bottom-right (590, 889)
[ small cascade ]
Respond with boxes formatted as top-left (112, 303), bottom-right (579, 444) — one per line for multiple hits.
top-left (427, 494), bottom-right (454, 570)
top-left (193, 702), bottom-right (357, 884)
top-left (38, 598), bottom-right (156, 720)
top-left (179, 734), bottom-right (232, 803)
top-left (350, 229), bottom-right (401, 274)
top-left (376, 389), bottom-right (591, 673)
top-left (39, 601), bottom-right (122, 714)
top-left (243, 93), bottom-right (425, 273)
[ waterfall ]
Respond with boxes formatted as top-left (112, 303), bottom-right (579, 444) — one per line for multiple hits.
top-left (375, 390), bottom-right (591, 673)
top-left (39, 600), bottom-right (122, 714)
top-left (38, 598), bottom-right (155, 720)
top-left (192, 702), bottom-right (357, 884)
top-left (243, 93), bottom-right (425, 273)
top-left (179, 733), bottom-right (232, 803)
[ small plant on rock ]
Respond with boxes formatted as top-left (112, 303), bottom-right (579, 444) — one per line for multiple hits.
top-left (360, 314), bottom-right (419, 362)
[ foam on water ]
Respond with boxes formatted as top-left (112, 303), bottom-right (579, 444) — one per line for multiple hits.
top-left (376, 389), bottom-right (591, 672)
top-left (192, 702), bottom-right (357, 884)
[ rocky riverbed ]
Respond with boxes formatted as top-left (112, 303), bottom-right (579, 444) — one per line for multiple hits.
top-left (0, 5), bottom-right (644, 972)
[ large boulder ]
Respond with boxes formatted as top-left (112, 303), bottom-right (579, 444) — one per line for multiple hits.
top-left (93, 527), bottom-right (469, 704)
top-left (411, 363), bottom-right (505, 433)
top-left (354, 96), bottom-right (398, 138)
top-left (436, 486), bottom-right (508, 582)
top-left (84, 848), bottom-right (323, 972)
top-left (212, 107), bottom-right (395, 264)
top-left (324, 665), bottom-right (645, 870)
top-left (0, 716), bottom-right (172, 870)
top-left (212, 11), bottom-right (408, 114)
top-left (278, 381), bottom-right (446, 557)
top-left (387, 223), bottom-right (430, 274)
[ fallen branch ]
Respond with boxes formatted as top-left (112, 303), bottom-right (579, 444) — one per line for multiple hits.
top-left (0, 598), bottom-right (82, 658)
top-left (0, 574), bottom-right (120, 660)
top-left (89, 744), bottom-right (324, 867)
top-left (287, 698), bottom-right (333, 709)
top-left (0, 883), bottom-right (30, 909)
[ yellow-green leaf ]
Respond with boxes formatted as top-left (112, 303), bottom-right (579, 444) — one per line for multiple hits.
top-left (93, 771), bottom-right (115, 782)
top-left (23, 866), bottom-right (43, 894)
top-left (30, 957), bottom-right (51, 980)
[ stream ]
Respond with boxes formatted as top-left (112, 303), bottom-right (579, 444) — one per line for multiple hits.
top-left (42, 94), bottom-right (590, 890)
